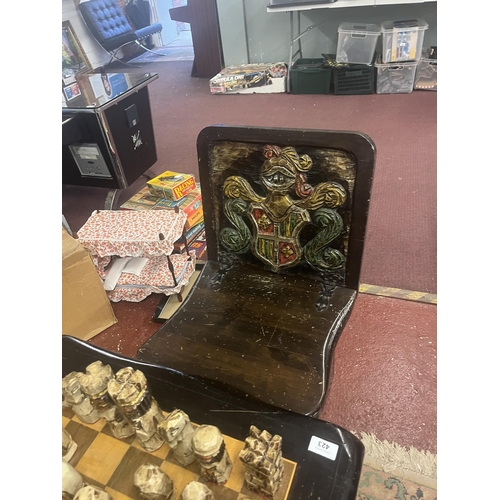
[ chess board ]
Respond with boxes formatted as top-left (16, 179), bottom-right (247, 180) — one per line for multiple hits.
top-left (63, 407), bottom-right (297, 500)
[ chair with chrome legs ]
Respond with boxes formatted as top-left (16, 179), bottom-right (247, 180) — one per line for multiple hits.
top-left (78, 0), bottom-right (164, 67)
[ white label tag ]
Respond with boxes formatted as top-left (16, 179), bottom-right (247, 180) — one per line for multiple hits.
top-left (307, 436), bottom-right (339, 461)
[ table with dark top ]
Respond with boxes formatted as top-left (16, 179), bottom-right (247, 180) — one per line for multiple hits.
top-left (62, 335), bottom-right (364, 500)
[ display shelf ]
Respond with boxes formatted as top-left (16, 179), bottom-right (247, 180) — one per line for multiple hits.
top-left (267, 0), bottom-right (435, 13)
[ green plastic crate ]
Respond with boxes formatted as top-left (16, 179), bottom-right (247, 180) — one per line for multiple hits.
top-left (290, 58), bottom-right (332, 94)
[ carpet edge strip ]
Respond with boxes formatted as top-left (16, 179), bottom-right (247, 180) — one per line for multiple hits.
top-left (359, 284), bottom-right (437, 304)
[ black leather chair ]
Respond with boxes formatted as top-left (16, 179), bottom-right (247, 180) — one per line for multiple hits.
top-left (78, 0), bottom-right (163, 66)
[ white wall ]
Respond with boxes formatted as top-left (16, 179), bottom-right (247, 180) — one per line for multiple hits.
top-left (155, 0), bottom-right (183, 46)
top-left (217, 0), bottom-right (249, 67)
top-left (217, 0), bottom-right (437, 66)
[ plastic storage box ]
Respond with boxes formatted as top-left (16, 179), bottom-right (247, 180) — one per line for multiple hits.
top-left (381, 18), bottom-right (428, 63)
top-left (375, 56), bottom-right (418, 94)
top-left (290, 58), bottom-right (332, 94)
top-left (333, 63), bottom-right (375, 95)
top-left (336, 23), bottom-right (381, 64)
top-left (414, 51), bottom-right (437, 91)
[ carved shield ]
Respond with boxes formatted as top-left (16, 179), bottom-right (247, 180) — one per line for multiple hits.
top-left (248, 203), bottom-right (310, 271)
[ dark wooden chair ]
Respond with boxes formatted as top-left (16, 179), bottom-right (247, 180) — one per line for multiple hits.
top-left (138, 125), bottom-right (375, 416)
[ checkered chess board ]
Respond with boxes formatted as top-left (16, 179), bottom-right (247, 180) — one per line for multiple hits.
top-left (63, 407), bottom-right (297, 500)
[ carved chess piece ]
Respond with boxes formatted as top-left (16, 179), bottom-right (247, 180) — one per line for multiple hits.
top-left (239, 425), bottom-right (284, 498)
top-left (157, 409), bottom-right (196, 465)
top-left (134, 463), bottom-right (174, 500)
top-left (192, 424), bottom-right (232, 485)
top-left (62, 460), bottom-right (84, 499)
top-left (73, 485), bottom-right (113, 500)
top-left (62, 427), bottom-right (78, 462)
top-left (180, 481), bottom-right (214, 500)
top-left (79, 361), bottom-right (135, 439)
top-left (107, 367), bottom-right (165, 452)
top-left (62, 371), bottom-right (100, 424)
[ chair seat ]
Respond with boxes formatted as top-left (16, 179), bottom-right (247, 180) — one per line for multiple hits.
top-left (135, 23), bottom-right (163, 40)
top-left (137, 259), bottom-right (357, 416)
top-left (100, 31), bottom-right (137, 51)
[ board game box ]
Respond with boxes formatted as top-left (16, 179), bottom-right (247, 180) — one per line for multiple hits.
top-left (119, 188), bottom-right (160, 210)
top-left (152, 189), bottom-right (202, 218)
top-left (147, 171), bottom-right (196, 200)
top-left (210, 63), bottom-right (288, 94)
top-left (174, 222), bottom-right (205, 253)
top-left (120, 186), bottom-right (202, 218)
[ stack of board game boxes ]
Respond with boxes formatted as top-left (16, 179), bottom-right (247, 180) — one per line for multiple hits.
top-left (121, 170), bottom-right (207, 260)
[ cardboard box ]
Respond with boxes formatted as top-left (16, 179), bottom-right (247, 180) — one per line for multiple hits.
top-left (62, 228), bottom-right (117, 340)
top-left (147, 170), bottom-right (196, 200)
top-left (210, 63), bottom-right (287, 94)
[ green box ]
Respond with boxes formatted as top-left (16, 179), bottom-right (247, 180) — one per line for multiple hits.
top-left (290, 58), bottom-right (332, 95)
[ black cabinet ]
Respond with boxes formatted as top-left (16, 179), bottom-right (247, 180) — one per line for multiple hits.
top-left (62, 72), bottom-right (159, 189)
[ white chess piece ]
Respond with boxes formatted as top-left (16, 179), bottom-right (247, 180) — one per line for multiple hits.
top-left (108, 367), bottom-right (165, 452)
top-left (73, 485), bottom-right (112, 500)
top-left (157, 409), bottom-right (196, 465)
top-left (181, 481), bottom-right (214, 500)
top-left (62, 428), bottom-right (78, 462)
top-left (134, 463), bottom-right (174, 500)
top-left (62, 372), bottom-right (100, 424)
top-left (62, 461), bottom-right (84, 499)
top-left (192, 425), bottom-right (233, 485)
top-left (79, 361), bottom-right (135, 439)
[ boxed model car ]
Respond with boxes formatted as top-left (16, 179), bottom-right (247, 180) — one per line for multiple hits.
top-left (210, 63), bottom-right (287, 94)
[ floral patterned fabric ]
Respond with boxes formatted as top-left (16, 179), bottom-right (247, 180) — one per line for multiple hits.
top-left (107, 252), bottom-right (196, 302)
top-left (76, 209), bottom-right (196, 302)
top-left (77, 210), bottom-right (188, 258)
top-left (91, 255), bottom-right (112, 278)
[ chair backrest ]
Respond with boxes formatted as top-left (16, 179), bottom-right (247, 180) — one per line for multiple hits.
top-left (197, 125), bottom-right (376, 291)
top-left (79, 0), bottom-right (136, 51)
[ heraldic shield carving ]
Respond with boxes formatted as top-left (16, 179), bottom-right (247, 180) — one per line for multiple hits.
top-left (220, 144), bottom-right (348, 274)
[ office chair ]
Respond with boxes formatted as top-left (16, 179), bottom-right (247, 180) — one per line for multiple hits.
top-left (78, 0), bottom-right (164, 67)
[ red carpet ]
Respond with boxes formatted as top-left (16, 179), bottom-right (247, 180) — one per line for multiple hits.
top-left (63, 60), bottom-right (436, 294)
